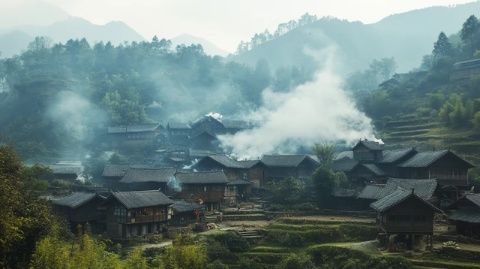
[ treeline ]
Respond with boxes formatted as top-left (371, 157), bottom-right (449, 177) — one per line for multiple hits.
top-left (236, 13), bottom-right (318, 54)
top-left (358, 14), bottom-right (480, 132)
top-left (0, 35), bottom-right (310, 159)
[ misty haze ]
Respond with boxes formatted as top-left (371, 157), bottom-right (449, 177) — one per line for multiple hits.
top-left (1, 1), bottom-right (480, 269)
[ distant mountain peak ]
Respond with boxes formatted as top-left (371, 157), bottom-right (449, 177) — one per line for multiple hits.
top-left (171, 33), bottom-right (230, 56)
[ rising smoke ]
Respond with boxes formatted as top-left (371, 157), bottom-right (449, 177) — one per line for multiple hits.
top-left (219, 48), bottom-right (380, 159)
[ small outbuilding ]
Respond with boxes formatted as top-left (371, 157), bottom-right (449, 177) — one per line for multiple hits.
top-left (448, 193), bottom-right (480, 238)
top-left (371, 188), bottom-right (443, 250)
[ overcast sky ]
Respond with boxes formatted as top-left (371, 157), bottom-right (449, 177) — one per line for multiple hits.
top-left (2, 0), bottom-right (476, 52)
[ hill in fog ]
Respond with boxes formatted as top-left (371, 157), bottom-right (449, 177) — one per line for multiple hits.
top-left (171, 34), bottom-right (230, 56)
top-left (231, 1), bottom-right (480, 73)
top-left (0, 17), bottom-right (145, 57)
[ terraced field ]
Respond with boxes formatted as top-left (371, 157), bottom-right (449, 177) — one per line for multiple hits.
top-left (378, 114), bottom-right (480, 165)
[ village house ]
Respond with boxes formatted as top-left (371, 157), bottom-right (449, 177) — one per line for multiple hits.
top-left (448, 193), bottom-right (480, 238)
top-left (166, 122), bottom-right (191, 149)
top-left (52, 192), bottom-right (107, 234)
top-left (174, 171), bottom-right (228, 211)
top-left (261, 155), bottom-right (320, 180)
top-left (105, 190), bottom-right (173, 239)
top-left (398, 150), bottom-right (474, 188)
top-left (118, 167), bottom-right (176, 192)
top-left (48, 161), bottom-right (84, 182)
top-left (107, 123), bottom-right (163, 148)
top-left (102, 164), bottom-right (130, 188)
top-left (190, 130), bottom-right (221, 152)
top-left (371, 188), bottom-right (443, 250)
top-left (170, 200), bottom-right (205, 227)
top-left (357, 178), bottom-right (438, 208)
top-left (334, 141), bottom-right (474, 203)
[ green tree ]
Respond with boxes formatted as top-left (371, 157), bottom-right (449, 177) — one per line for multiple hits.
top-left (461, 15), bottom-right (480, 56)
top-left (313, 143), bottom-right (335, 168)
top-left (0, 145), bottom-right (56, 268)
top-left (432, 32), bottom-right (453, 59)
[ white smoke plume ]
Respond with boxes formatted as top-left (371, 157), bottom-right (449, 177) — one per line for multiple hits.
top-left (47, 90), bottom-right (105, 142)
top-left (219, 49), bottom-right (380, 159)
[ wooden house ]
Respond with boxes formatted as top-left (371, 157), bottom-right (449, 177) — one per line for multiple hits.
top-left (261, 155), bottom-right (319, 180)
top-left (105, 190), bottom-right (173, 239)
top-left (118, 167), bottom-right (176, 192)
top-left (448, 194), bottom-right (480, 238)
top-left (371, 188), bottom-right (443, 250)
top-left (398, 150), bottom-right (474, 189)
top-left (238, 160), bottom-right (266, 190)
top-left (171, 200), bottom-right (205, 226)
top-left (102, 164), bottom-right (129, 188)
top-left (167, 122), bottom-right (191, 148)
top-left (190, 130), bottom-right (220, 152)
top-left (107, 124), bottom-right (162, 148)
top-left (174, 171), bottom-right (228, 211)
top-left (333, 159), bottom-right (386, 186)
top-left (48, 161), bottom-right (84, 182)
top-left (352, 140), bottom-right (384, 163)
top-left (194, 155), bottom-right (247, 181)
top-left (52, 192), bottom-right (106, 234)
top-left (378, 148), bottom-right (417, 177)
top-left (190, 115), bottom-right (225, 137)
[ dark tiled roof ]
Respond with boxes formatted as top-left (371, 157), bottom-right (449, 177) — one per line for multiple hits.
top-left (102, 164), bottom-right (129, 177)
top-left (261, 155), bottom-right (319, 167)
top-left (353, 140), bottom-right (384, 151)
top-left (112, 190), bottom-right (174, 209)
top-left (167, 122), bottom-right (191, 129)
top-left (399, 150), bottom-right (449, 168)
top-left (371, 188), bottom-right (442, 213)
top-left (227, 180), bottom-right (251, 185)
top-left (357, 185), bottom-right (385, 200)
top-left (171, 200), bottom-right (204, 213)
top-left (189, 149), bottom-right (217, 158)
top-left (380, 148), bottom-right (416, 163)
top-left (362, 164), bottom-right (385, 176)
top-left (52, 192), bottom-right (98, 209)
top-left (108, 124), bottom-right (160, 134)
top-left (49, 164), bottom-right (83, 175)
top-left (380, 178), bottom-right (437, 200)
top-left (450, 193), bottom-right (480, 209)
top-left (120, 168), bottom-right (176, 183)
top-left (332, 158), bottom-right (358, 172)
top-left (358, 178), bottom-right (437, 200)
top-left (332, 188), bottom-right (358, 198)
top-left (175, 171), bottom-right (228, 184)
top-left (334, 151), bottom-right (353, 160)
top-left (465, 194), bottom-right (480, 208)
top-left (449, 209), bottom-right (480, 223)
top-left (238, 160), bottom-right (263, 169)
top-left (400, 150), bottom-right (474, 168)
top-left (199, 155), bottom-right (244, 169)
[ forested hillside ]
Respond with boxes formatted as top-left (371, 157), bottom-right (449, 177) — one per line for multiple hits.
top-left (0, 37), bottom-right (303, 159)
top-left (232, 2), bottom-right (480, 74)
top-left (356, 15), bottom-right (480, 166)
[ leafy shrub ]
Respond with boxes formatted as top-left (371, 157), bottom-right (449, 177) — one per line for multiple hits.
top-left (276, 254), bottom-right (317, 269)
top-left (208, 232), bottom-right (250, 252)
